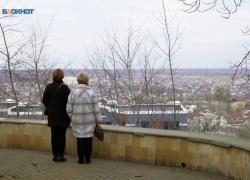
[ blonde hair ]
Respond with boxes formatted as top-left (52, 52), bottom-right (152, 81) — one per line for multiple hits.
top-left (77, 71), bottom-right (89, 84)
top-left (53, 68), bottom-right (64, 81)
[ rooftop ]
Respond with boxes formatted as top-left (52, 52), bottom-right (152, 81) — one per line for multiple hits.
top-left (0, 147), bottom-right (229, 180)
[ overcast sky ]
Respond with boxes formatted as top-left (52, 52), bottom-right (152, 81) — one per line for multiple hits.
top-left (1, 0), bottom-right (250, 69)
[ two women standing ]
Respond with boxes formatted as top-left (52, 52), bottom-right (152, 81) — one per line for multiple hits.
top-left (42, 69), bottom-right (102, 164)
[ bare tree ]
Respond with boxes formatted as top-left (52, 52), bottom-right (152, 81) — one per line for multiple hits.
top-left (151, 0), bottom-right (184, 129)
top-left (204, 87), bottom-right (231, 117)
top-left (85, 21), bottom-right (167, 127)
top-left (83, 1), bottom-right (188, 130)
top-left (230, 27), bottom-right (250, 82)
top-left (23, 17), bottom-right (60, 119)
top-left (180, 0), bottom-right (243, 19)
top-left (0, 2), bottom-right (65, 119)
top-left (0, 16), bottom-right (28, 118)
top-left (180, 1), bottom-right (250, 83)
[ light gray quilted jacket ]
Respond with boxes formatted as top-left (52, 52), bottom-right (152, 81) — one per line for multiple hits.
top-left (66, 84), bottom-right (102, 138)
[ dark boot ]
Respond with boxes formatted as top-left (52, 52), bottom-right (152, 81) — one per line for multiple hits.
top-left (53, 155), bottom-right (58, 162)
top-left (58, 156), bottom-right (67, 162)
top-left (78, 160), bottom-right (84, 164)
top-left (85, 160), bottom-right (91, 164)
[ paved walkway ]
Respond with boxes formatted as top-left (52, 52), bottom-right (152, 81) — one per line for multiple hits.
top-left (0, 148), bottom-right (231, 180)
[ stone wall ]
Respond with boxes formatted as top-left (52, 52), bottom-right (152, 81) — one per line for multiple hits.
top-left (0, 119), bottom-right (249, 180)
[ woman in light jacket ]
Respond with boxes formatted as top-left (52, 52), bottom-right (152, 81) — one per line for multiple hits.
top-left (66, 71), bottom-right (102, 164)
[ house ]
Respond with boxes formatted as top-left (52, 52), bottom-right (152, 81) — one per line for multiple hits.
top-left (223, 113), bottom-right (244, 125)
top-left (243, 105), bottom-right (250, 114)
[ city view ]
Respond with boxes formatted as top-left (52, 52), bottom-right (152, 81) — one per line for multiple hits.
top-left (1, 0), bottom-right (250, 180)
top-left (1, 68), bottom-right (250, 138)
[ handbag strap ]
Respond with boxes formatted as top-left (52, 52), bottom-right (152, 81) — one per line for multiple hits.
top-left (78, 87), bottom-right (89, 97)
top-left (47, 83), bottom-right (64, 108)
top-left (71, 87), bottom-right (89, 106)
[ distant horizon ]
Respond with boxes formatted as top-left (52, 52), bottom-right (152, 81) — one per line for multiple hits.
top-left (0, 67), bottom-right (236, 71)
top-left (0, 68), bottom-right (239, 77)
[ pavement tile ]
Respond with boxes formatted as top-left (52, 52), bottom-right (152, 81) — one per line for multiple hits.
top-left (0, 147), bottom-right (232, 180)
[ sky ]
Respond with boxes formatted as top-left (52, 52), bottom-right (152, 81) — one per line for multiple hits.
top-left (1, 0), bottom-right (250, 69)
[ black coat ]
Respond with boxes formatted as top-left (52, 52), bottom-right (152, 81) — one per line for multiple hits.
top-left (42, 81), bottom-right (71, 127)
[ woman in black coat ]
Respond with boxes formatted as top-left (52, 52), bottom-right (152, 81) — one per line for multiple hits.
top-left (42, 68), bottom-right (71, 162)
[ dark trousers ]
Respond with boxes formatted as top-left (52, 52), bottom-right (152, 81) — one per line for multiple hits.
top-left (51, 127), bottom-right (67, 156)
top-left (77, 137), bottom-right (92, 162)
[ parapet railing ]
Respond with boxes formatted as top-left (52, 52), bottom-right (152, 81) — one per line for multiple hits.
top-left (0, 118), bottom-right (249, 180)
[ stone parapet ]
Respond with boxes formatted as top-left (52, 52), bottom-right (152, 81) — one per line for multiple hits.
top-left (0, 118), bottom-right (249, 180)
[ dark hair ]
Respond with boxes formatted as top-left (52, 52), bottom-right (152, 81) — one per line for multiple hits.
top-left (52, 68), bottom-right (64, 81)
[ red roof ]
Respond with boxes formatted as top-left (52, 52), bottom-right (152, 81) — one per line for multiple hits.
top-left (224, 113), bottom-right (243, 121)
top-left (188, 112), bottom-right (202, 118)
top-left (244, 106), bottom-right (250, 110)
top-left (244, 111), bottom-right (250, 117)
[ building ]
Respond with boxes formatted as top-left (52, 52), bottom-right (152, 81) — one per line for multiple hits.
top-left (99, 99), bottom-right (188, 130)
top-left (0, 101), bottom-right (44, 119)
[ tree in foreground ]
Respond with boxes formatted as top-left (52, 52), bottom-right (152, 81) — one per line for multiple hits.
top-left (86, 21), bottom-right (164, 126)
top-left (180, 0), bottom-right (250, 82)
top-left (85, 1), bottom-right (185, 130)
top-left (0, 15), bottom-right (28, 118)
top-left (151, 0), bottom-right (184, 129)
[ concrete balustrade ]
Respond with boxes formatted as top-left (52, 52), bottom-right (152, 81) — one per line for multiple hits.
top-left (0, 119), bottom-right (249, 180)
